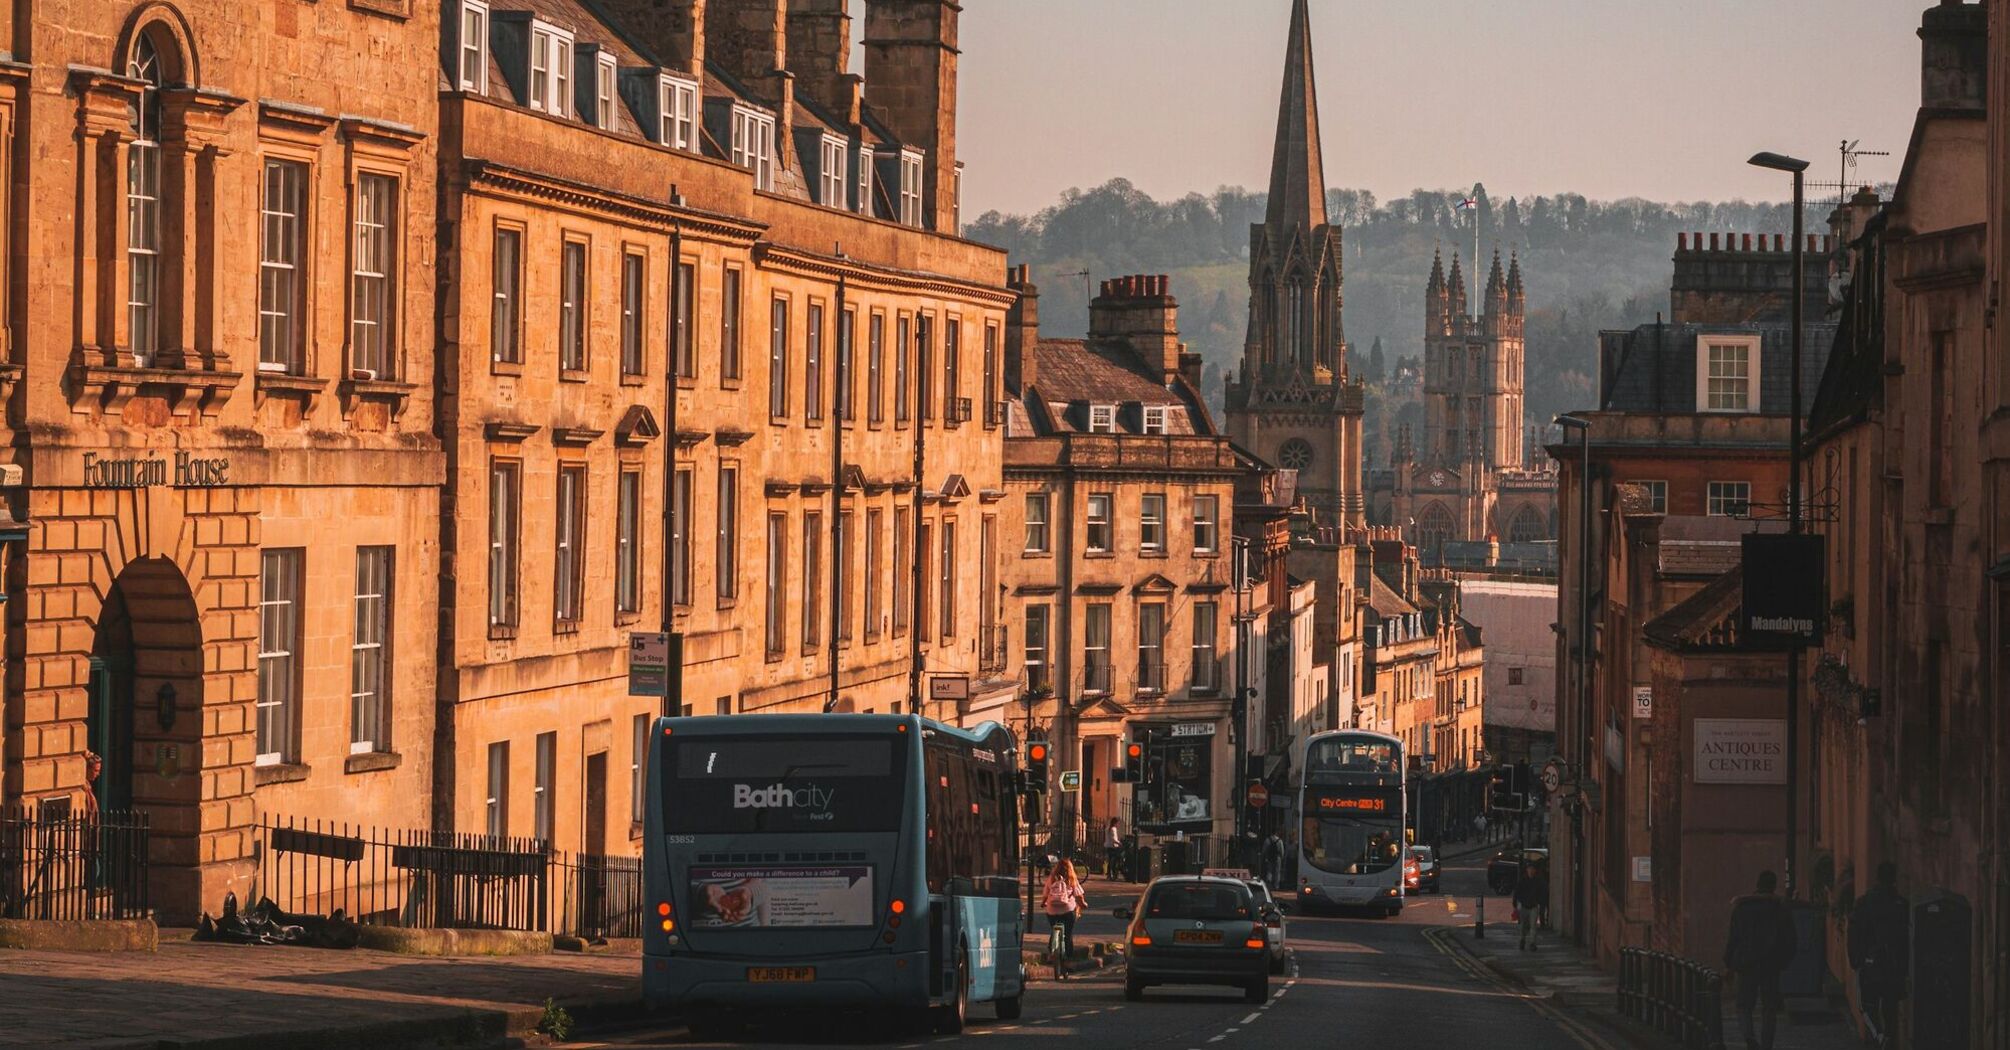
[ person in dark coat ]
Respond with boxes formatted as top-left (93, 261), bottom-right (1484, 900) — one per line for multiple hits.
top-left (1722, 870), bottom-right (1797, 1050)
top-left (1848, 861), bottom-right (1908, 1048)
top-left (1512, 860), bottom-right (1548, 950)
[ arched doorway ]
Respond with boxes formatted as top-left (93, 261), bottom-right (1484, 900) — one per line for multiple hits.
top-left (86, 557), bottom-right (204, 912)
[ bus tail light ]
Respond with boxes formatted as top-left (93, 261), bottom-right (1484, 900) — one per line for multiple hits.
top-left (657, 900), bottom-right (675, 932)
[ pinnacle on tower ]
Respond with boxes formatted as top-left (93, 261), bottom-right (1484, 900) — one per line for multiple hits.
top-left (1484, 248), bottom-right (1508, 316)
top-left (1507, 252), bottom-right (1526, 315)
top-left (1447, 253), bottom-right (1468, 318)
top-left (1264, 0), bottom-right (1328, 232)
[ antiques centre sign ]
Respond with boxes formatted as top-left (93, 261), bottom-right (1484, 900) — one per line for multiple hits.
top-left (1693, 718), bottom-right (1788, 785)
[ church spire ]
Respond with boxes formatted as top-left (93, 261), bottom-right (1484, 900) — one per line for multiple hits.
top-left (1485, 248), bottom-right (1507, 309)
top-left (1263, 0), bottom-right (1328, 231)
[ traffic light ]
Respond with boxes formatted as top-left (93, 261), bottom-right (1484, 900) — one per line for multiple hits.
top-left (1488, 767), bottom-right (1519, 813)
top-left (1122, 739), bottom-right (1146, 784)
top-left (1025, 738), bottom-right (1050, 793)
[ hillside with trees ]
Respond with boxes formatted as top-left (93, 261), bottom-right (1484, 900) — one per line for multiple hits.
top-left (966, 181), bottom-right (1812, 465)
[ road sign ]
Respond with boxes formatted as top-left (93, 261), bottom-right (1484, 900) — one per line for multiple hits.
top-left (1540, 761), bottom-right (1562, 794)
top-left (627, 631), bottom-right (670, 697)
top-left (1246, 783), bottom-right (1270, 809)
top-left (1058, 770), bottom-right (1082, 792)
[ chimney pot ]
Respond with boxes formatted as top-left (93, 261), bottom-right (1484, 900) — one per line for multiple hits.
top-left (1678, 232), bottom-right (1687, 251)
top-left (1710, 233), bottom-right (1720, 251)
top-left (1774, 233), bottom-right (1784, 251)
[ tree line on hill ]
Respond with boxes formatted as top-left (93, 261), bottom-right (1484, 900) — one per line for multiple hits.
top-left (966, 179), bottom-right (1819, 465)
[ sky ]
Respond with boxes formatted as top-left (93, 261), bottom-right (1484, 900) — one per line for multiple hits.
top-left (932, 0), bottom-right (1925, 217)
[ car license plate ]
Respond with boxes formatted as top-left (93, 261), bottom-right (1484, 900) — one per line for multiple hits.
top-left (1173, 929), bottom-right (1223, 944)
top-left (747, 967), bottom-right (815, 983)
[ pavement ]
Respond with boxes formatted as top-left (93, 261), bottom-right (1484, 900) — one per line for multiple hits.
top-left (0, 852), bottom-right (1866, 1050)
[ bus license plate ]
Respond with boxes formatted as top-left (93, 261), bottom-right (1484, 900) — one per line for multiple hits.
top-left (1173, 930), bottom-right (1222, 944)
top-left (747, 967), bottom-right (815, 983)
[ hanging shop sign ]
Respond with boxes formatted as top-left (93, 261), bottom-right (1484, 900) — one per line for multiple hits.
top-left (1741, 533), bottom-right (1826, 647)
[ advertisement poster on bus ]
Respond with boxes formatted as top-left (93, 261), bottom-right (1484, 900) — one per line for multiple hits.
top-left (688, 865), bottom-right (875, 928)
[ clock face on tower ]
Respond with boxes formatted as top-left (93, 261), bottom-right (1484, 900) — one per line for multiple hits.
top-left (1430, 470), bottom-right (1448, 487)
top-left (1278, 439), bottom-right (1314, 471)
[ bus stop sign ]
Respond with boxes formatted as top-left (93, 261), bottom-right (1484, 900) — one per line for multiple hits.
top-left (1246, 783), bottom-right (1269, 809)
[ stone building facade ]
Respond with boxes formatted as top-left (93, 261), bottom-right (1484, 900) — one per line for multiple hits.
top-left (0, 0), bottom-right (446, 921)
top-left (436, 0), bottom-right (1012, 856)
top-left (1000, 271), bottom-right (1242, 860)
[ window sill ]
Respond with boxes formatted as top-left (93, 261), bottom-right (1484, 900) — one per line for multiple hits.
top-left (716, 597), bottom-right (738, 611)
top-left (488, 624), bottom-right (519, 641)
top-left (770, 415), bottom-right (790, 427)
top-left (338, 377), bottom-right (415, 421)
top-left (807, 418), bottom-right (825, 429)
top-left (621, 372), bottom-right (645, 387)
top-left (616, 612), bottom-right (642, 627)
top-left (344, 751), bottom-right (402, 775)
top-left (255, 762), bottom-right (312, 786)
top-left (490, 360), bottom-right (525, 377)
top-left (1140, 549), bottom-right (1168, 559)
top-left (559, 368), bottom-right (589, 384)
top-left (766, 651), bottom-right (786, 664)
top-left (253, 372), bottom-right (329, 410)
top-left (1022, 550), bottom-right (1053, 559)
top-left (1085, 550), bottom-right (1114, 559)
top-left (555, 619), bottom-right (582, 636)
top-left (721, 377), bottom-right (743, 390)
top-left (1192, 549), bottom-right (1221, 558)
top-left (677, 375), bottom-right (698, 389)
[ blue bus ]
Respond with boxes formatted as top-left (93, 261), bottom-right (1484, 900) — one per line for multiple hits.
top-left (643, 714), bottom-right (1025, 1035)
top-left (1295, 730), bottom-right (1406, 917)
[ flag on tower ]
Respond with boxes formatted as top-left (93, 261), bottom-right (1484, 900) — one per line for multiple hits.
top-left (1456, 197), bottom-right (1479, 211)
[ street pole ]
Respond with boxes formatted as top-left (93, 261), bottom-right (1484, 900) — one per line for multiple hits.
top-left (1233, 538), bottom-right (1249, 869)
top-left (1749, 151), bottom-right (1811, 899)
top-left (1555, 413), bottom-right (1591, 943)
top-left (662, 214), bottom-right (686, 717)
top-left (828, 265), bottom-right (846, 713)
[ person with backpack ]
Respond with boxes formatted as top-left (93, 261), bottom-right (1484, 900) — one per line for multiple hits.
top-left (1042, 858), bottom-right (1087, 979)
top-left (1722, 870), bottom-right (1798, 1050)
top-left (1848, 861), bottom-right (1908, 1048)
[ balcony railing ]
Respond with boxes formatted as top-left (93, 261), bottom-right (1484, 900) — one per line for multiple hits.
top-left (1137, 658), bottom-right (1166, 694)
top-left (1192, 655), bottom-right (1221, 693)
top-left (979, 624), bottom-right (1008, 673)
top-left (1082, 660), bottom-right (1112, 694)
top-left (1025, 661), bottom-right (1052, 695)
top-left (985, 398), bottom-right (1007, 427)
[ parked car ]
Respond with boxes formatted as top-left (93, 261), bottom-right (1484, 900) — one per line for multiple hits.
top-left (1487, 846), bottom-right (1548, 895)
top-left (1115, 876), bottom-right (1274, 1003)
top-left (1244, 880), bottom-right (1289, 974)
top-left (1407, 845), bottom-right (1440, 893)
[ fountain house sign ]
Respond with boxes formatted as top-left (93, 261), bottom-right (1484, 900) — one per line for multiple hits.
top-left (82, 451), bottom-right (231, 489)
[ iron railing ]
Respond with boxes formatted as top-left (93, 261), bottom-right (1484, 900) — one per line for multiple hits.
top-left (1618, 947), bottom-right (1726, 1050)
top-left (554, 853), bottom-right (644, 940)
top-left (0, 806), bottom-right (150, 920)
top-left (1136, 658), bottom-right (1166, 693)
top-left (1082, 660), bottom-right (1112, 694)
top-left (979, 624), bottom-right (1009, 673)
top-left (253, 817), bottom-right (549, 932)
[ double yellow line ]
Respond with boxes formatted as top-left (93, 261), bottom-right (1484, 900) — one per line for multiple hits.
top-left (1421, 926), bottom-right (1621, 1050)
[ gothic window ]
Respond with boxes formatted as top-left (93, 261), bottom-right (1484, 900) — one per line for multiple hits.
top-left (1507, 506), bottom-right (1547, 544)
top-left (1417, 503), bottom-right (1454, 554)
top-left (127, 35), bottom-right (165, 366)
top-left (1278, 439), bottom-right (1314, 471)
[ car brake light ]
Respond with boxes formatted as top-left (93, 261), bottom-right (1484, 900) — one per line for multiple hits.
top-left (1244, 938), bottom-right (1266, 949)
top-left (1131, 934), bottom-right (1152, 946)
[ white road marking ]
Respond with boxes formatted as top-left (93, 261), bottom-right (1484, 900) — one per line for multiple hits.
top-left (1225, 1027), bottom-right (1240, 1034)
top-left (1241, 1013), bottom-right (1260, 1024)
top-left (1207, 1035), bottom-right (1227, 1044)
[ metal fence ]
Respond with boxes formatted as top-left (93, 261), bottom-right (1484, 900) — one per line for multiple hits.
top-left (253, 818), bottom-right (550, 932)
top-left (1617, 947), bottom-right (1726, 1050)
top-left (253, 817), bottom-right (647, 938)
top-left (0, 806), bottom-right (150, 921)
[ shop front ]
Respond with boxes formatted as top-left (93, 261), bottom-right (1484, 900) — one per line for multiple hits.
top-left (1128, 719), bottom-right (1231, 875)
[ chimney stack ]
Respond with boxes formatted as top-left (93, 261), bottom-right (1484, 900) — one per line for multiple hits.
top-left (595, 0), bottom-right (705, 77)
top-left (1090, 275), bottom-right (1183, 382)
top-left (862, 0), bottom-right (960, 232)
top-left (1005, 264), bottom-right (1039, 394)
top-left (787, 0), bottom-right (862, 120)
top-left (1919, 0), bottom-right (1986, 111)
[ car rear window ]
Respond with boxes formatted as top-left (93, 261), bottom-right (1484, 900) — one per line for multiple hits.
top-left (1146, 882), bottom-right (1251, 920)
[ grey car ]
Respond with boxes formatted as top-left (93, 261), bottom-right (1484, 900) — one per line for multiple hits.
top-left (1244, 880), bottom-right (1288, 973)
top-left (1115, 876), bottom-right (1273, 1003)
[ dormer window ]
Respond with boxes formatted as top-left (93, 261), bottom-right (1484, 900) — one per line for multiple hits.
top-left (857, 148), bottom-right (874, 216)
top-left (731, 107), bottom-right (775, 191)
top-left (458, 0), bottom-right (489, 92)
top-left (1142, 405), bottom-right (1168, 434)
top-left (1088, 404), bottom-right (1116, 433)
top-left (660, 76), bottom-right (697, 152)
top-left (899, 149), bottom-right (923, 227)
top-left (528, 22), bottom-right (574, 118)
top-left (1696, 334), bottom-right (1760, 413)
top-left (819, 135), bottom-right (847, 208)
top-left (593, 52), bottom-right (617, 131)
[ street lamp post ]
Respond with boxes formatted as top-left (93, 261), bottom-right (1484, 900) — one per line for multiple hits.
top-left (1748, 151), bottom-right (1810, 899)
top-left (1554, 412), bottom-right (1591, 943)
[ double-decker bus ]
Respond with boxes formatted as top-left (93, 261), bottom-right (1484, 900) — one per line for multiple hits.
top-left (643, 714), bottom-right (1024, 1035)
top-left (1295, 730), bottom-right (1406, 917)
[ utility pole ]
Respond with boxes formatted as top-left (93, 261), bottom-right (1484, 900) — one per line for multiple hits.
top-left (907, 318), bottom-right (929, 716)
top-left (1554, 412), bottom-right (1591, 942)
top-left (1232, 537), bottom-right (1250, 868)
top-left (827, 261), bottom-right (847, 713)
top-left (661, 210), bottom-right (686, 717)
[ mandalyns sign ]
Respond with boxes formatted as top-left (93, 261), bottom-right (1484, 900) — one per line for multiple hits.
top-left (1741, 533), bottom-right (1826, 647)
top-left (1693, 718), bottom-right (1788, 784)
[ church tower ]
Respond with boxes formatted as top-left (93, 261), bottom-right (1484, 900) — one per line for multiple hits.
top-left (1224, 0), bottom-right (1366, 527)
top-left (1421, 249), bottom-right (1526, 474)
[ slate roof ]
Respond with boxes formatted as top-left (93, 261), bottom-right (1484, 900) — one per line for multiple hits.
top-left (1367, 574), bottom-right (1417, 618)
top-left (1598, 321), bottom-right (1838, 415)
top-left (1807, 214), bottom-right (1887, 440)
top-left (1011, 339), bottom-right (1213, 437)
top-left (1643, 569), bottom-right (1745, 651)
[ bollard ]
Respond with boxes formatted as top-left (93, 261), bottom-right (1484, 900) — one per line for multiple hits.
top-left (1475, 894), bottom-right (1485, 938)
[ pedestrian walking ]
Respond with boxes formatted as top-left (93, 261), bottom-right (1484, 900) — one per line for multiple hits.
top-left (1473, 812), bottom-right (1488, 844)
top-left (1513, 859), bottom-right (1548, 950)
top-left (1722, 870), bottom-right (1797, 1050)
top-left (1042, 858), bottom-right (1087, 979)
top-left (1261, 832), bottom-right (1285, 889)
top-left (1104, 818), bottom-right (1124, 880)
top-left (1848, 861), bottom-right (1908, 1048)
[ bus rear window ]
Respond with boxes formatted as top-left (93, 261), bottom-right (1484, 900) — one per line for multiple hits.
top-left (662, 736), bottom-right (906, 834)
